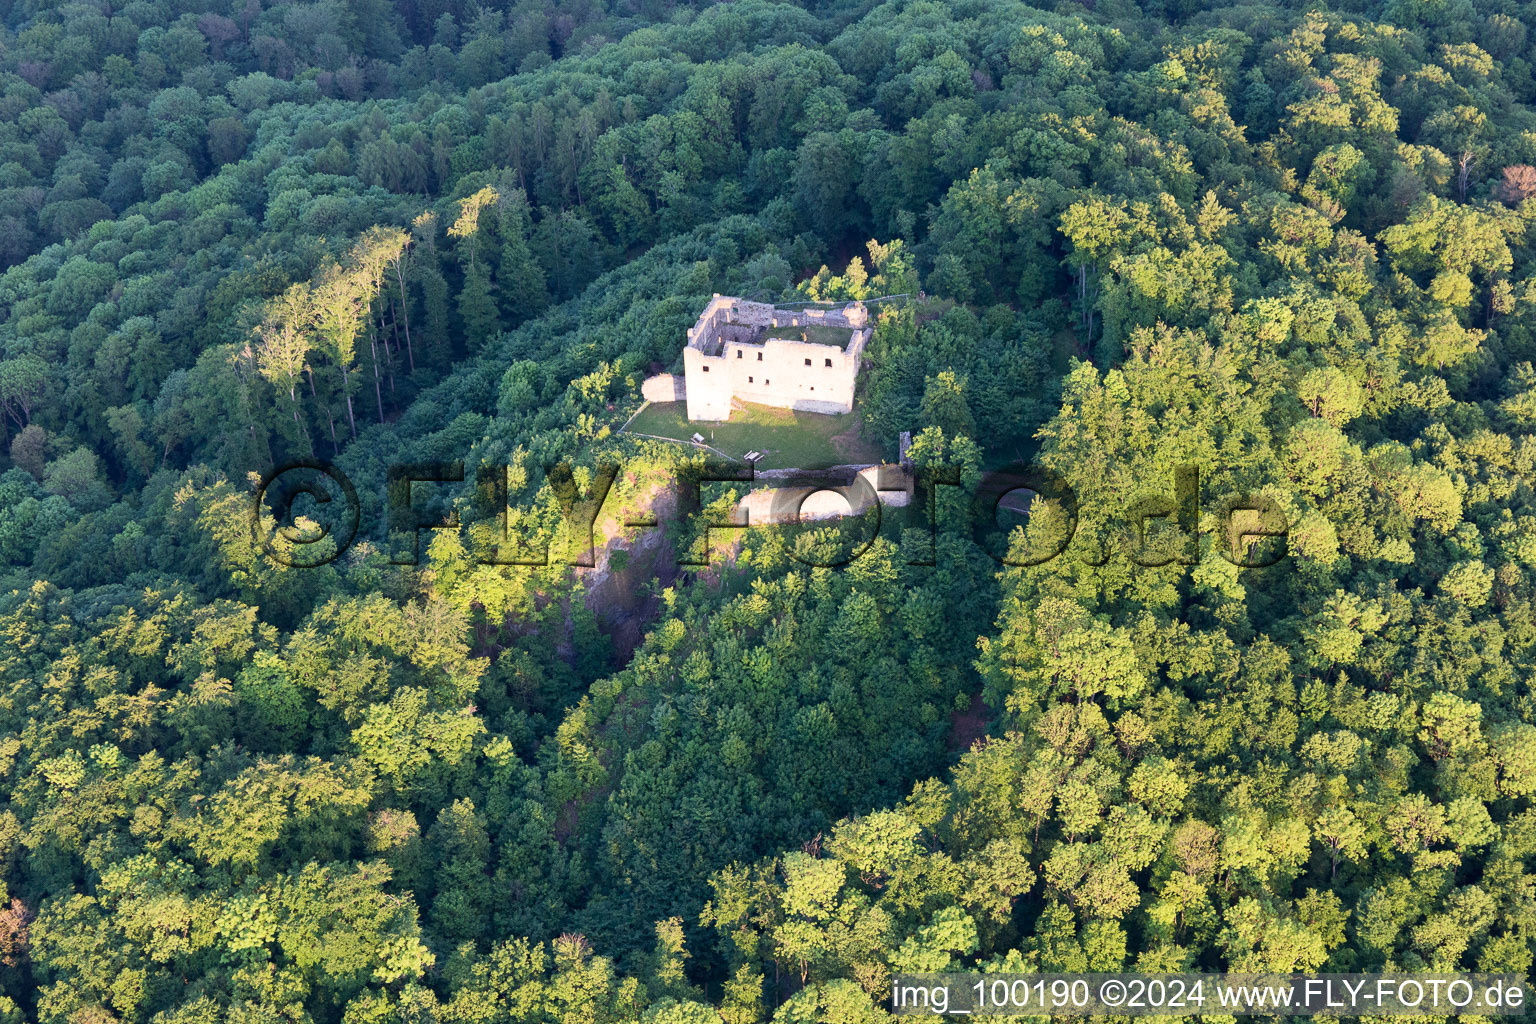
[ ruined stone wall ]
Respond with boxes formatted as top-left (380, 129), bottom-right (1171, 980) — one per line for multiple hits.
top-left (683, 345), bottom-right (732, 420)
top-left (683, 296), bottom-right (873, 420)
top-left (766, 301), bottom-right (868, 331)
top-left (845, 325), bottom-right (871, 364)
top-left (720, 334), bottom-right (855, 414)
top-left (737, 465), bottom-right (911, 524)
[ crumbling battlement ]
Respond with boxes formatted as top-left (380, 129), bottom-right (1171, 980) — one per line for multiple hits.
top-left (687, 296), bottom-right (869, 354)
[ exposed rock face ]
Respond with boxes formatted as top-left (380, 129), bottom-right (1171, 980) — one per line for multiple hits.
top-left (640, 373), bottom-right (685, 402)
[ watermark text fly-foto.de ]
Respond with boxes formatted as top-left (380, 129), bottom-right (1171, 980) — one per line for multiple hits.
top-left (890, 973), bottom-right (1528, 1016)
top-left (248, 457), bottom-right (1289, 570)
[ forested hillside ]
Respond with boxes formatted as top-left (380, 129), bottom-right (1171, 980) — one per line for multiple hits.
top-left (4, 0), bottom-right (1536, 1020)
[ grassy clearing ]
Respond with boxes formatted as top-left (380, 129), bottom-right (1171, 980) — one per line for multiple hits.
top-left (624, 400), bottom-right (884, 469)
top-left (762, 323), bottom-right (855, 348)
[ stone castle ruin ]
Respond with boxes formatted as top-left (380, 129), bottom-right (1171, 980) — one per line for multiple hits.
top-left (642, 295), bottom-right (871, 421)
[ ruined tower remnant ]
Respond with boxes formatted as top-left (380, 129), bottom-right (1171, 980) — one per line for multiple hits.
top-left (668, 296), bottom-right (872, 422)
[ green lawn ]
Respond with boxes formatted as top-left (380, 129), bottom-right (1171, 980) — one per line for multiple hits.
top-left (624, 400), bottom-right (884, 469)
top-left (762, 323), bottom-right (855, 348)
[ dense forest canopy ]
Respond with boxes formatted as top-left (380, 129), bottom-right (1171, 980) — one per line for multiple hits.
top-left (3, 0), bottom-right (1536, 1020)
